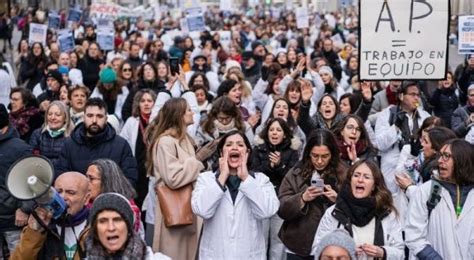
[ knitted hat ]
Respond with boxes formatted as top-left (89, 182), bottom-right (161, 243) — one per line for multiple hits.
top-left (99, 67), bottom-right (117, 84)
top-left (319, 66), bottom-right (333, 78)
top-left (0, 104), bottom-right (8, 129)
top-left (313, 229), bottom-right (357, 260)
top-left (46, 70), bottom-right (64, 85)
top-left (89, 193), bottom-right (134, 232)
top-left (217, 79), bottom-right (238, 97)
top-left (251, 40), bottom-right (264, 51)
top-left (58, 65), bottom-right (69, 75)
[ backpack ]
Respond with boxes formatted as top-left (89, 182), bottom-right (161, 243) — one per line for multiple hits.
top-left (426, 179), bottom-right (442, 218)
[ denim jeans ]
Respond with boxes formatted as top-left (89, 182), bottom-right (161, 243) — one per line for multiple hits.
top-left (0, 230), bottom-right (21, 259)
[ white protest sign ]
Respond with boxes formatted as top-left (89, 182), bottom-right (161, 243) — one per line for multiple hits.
top-left (296, 7), bottom-right (309, 29)
top-left (28, 23), bottom-right (48, 46)
top-left (359, 0), bottom-right (449, 80)
top-left (97, 27), bottom-right (115, 51)
top-left (186, 7), bottom-right (206, 32)
top-left (218, 31), bottom-right (232, 51)
top-left (58, 29), bottom-right (75, 52)
top-left (180, 18), bottom-right (189, 34)
top-left (458, 16), bottom-right (474, 54)
top-left (90, 3), bottom-right (119, 23)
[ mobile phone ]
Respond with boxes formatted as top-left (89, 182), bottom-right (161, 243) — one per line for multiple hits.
top-left (169, 57), bottom-right (179, 76)
top-left (311, 179), bottom-right (325, 189)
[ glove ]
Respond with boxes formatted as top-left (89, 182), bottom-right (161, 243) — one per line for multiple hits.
top-left (394, 111), bottom-right (407, 129)
top-left (410, 138), bottom-right (422, 157)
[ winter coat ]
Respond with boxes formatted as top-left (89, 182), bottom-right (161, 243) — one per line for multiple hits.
top-left (77, 55), bottom-right (104, 91)
top-left (429, 87), bottom-right (459, 128)
top-left (298, 101), bottom-right (345, 136)
top-left (55, 122), bottom-right (137, 186)
top-left (405, 180), bottom-right (474, 260)
top-left (19, 58), bottom-right (45, 90)
top-left (251, 136), bottom-right (301, 191)
top-left (0, 126), bottom-right (32, 231)
top-left (121, 79), bottom-right (165, 121)
top-left (90, 86), bottom-right (129, 122)
top-left (191, 171), bottom-right (279, 259)
top-left (150, 135), bottom-right (204, 259)
top-left (451, 105), bottom-right (472, 137)
top-left (277, 163), bottom-right (346, 256)
top-left (312, 205), bottom-right (404, 259)
top-left (29, 128), bottom-right (68, 166)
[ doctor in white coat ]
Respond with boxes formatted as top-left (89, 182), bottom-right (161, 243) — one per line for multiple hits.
top-left (405, 139), bottom-right (474, 260)
top-left (192, 130), bottom-right (279, 260)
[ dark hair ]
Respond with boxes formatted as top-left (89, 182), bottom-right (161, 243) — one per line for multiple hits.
top-left (217, 79), bottom-right (238, 97)
top-left (427, 127), bottom-right (456, 153)
top-left (300, 129), bottom-right (341, 180)
top-left (85, 97), bottom-right (108, 112)
top-left (284, 80), bottom-right (302, 105)
top-left (268, 97), bottom-right (297, 130)
top-left (131, 89), bottom-right (157, 117)
top-left (400, 80), bottom-right (419, 95)
top-left (334, 115), bottom-right (374, 150)
top-left (346, 159), bottom-right (397, 216)
top-left (339, 93), bottom-right (362, 114)
top-left (317, 94), bottom-right (341, 118)
top-left (88, 159), bottom-right (137, 199)
top-left (189, 72), bottom-right (210, 91)
top-left (137, 62), bottom-right (157, 81)
top-left (202, 96), bottom-right (244, 135)
top-left (417, 116), bottom-right (443, 138)
top-left (9, 87), bottom-right (37, 108)
top-left (259, 118), bottom-right (293, 145)
top-left (443, 139), bottom-right (474, 185)
top-left (216, 130), bottom-right (252, 168)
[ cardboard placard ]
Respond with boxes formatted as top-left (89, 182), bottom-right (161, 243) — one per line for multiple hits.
top-left (29, 23), bottom-right (48, 47)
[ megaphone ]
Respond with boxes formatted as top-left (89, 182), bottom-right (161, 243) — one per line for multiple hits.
top-left (6, 155), bottom-right (67, 219)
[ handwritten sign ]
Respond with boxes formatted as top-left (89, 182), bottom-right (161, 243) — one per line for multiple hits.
top-left (97, 28), bottom-right (115, 51)
top-left (359, 0), bottom-right (449, 80)
top-left (186, 7), bottom-right (206, 32)
top-left (28, 23), bottom-right (48, 47)
top-left (459, 16), bottom-right (474, 54)
top-left (58, 30), bottom-right (75, 53)
top-left (296, 7), bottom-right (309, 29)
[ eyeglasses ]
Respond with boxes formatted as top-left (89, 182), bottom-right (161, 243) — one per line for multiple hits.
top-left (345, 124), bottom-right (362, 132)
top-left (404, 92), bottom-right (421, 97)
top-left (439, 152), bottom-right (452, 161)
top-left (122, 68), bottom-right (132, 72)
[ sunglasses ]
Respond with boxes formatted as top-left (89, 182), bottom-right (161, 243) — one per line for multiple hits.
top-left (122, 68), bottom-right (132, 72)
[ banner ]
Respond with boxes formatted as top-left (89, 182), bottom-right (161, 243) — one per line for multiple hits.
top-left (28, 23), bottom-right (48, 46)
top-left (359, 0), bottom-right (449, 80)
top-left (58, 30), bottom-right (75, 53)
top-left (97, 27), bottom-right (115, 51)
top-left (48, 11), bottom-right (60, 30)
top-left (296, 7), bottom-right (309, 29)
top-left (458, 16), bottom-right (474, 54)
top-left (90, 3), bottom-right (119, 22)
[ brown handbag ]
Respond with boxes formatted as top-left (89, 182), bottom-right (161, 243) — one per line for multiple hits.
top-left (156, 182), bottom-right (194, 227)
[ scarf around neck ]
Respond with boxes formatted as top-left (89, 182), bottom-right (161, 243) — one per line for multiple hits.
top-left (86, 231), bottom-right (147, 260)
top-left (47, 126), bottom-right (66, 138)
top-left (213, 118), bottom-right (236, 138)
top-left (9, 106), bottom-right (40, 136)
top-left (335, 184), bottom-right (376, 227)
top-left (337, 138), bottom-right (367, 161)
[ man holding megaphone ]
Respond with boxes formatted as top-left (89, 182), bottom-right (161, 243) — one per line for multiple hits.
top-left (10, 171), bottom-right (91, 260)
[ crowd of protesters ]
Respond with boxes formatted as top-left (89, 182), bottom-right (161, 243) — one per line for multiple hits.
top-left (0, 2), bottom-right (473, 260)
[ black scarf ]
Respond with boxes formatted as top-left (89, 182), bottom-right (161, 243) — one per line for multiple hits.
top-left (86, 232), bottom-right (147, 260)
top-left (335, 184), bottom-right (376, 227)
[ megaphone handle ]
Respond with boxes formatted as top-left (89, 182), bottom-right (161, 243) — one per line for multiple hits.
top-left (31, 208), bottom-right (52, 233)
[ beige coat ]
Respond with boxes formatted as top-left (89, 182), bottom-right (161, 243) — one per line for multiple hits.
top-left (152, 134), bottom-right (204, 259)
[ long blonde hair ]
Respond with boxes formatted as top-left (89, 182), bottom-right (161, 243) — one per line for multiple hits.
top-left (145, 98), bottom-right (189, 175)
top-left (41, 101), bottom-right (74, 137)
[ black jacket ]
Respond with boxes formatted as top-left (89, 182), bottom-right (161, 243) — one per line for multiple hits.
top-left (55, 123), bottom-right (137, 186)
top-left (250, 137), bottom-right (300, 191)
top-left (0, 125), bottom-right (33, 231)
top-left (121, 79), bottom-right (165, 121)
top-left (429, 87), bottom-right (459, 128)
top-left (77, 55), bottom-right (104, 91)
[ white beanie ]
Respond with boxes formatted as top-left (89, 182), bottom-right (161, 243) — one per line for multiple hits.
top-left (319, 66), bottom-right (334, 78)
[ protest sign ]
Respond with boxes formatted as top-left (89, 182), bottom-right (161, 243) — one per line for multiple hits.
top-left (58, 30), bottom-right (75, 53)
top-left (220, 0), bottom-right (234, 12)
top-left (28, 23), bottom-right (48, 46)
top-left (218, 31), bottom-right (232, 51)
top-left (458, 16), bottom-right (474, 54)
top-left (68, 8), bottom-right (82, 22)
top-left (48, 11), bottom-right (60, 30)
top-left (97, 18), bottom-right (114, 30)
top-left (359, 0), bottom-right (449, 80)
top-left (186, 7), bottom-right (206, 32)
top-left (296, 7), bottom-right (309, 29)
top-left (90, 3), bottom-right (119, 23)
top-left (180, 18), bottom-right (189, 34)
top-left (97, 27), bottom-right (115, 51)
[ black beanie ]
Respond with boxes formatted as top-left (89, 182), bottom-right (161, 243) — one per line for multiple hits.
top-left (89, 193), bottom-right (134, 232)
top-left (0, 104), bottom-right (8, 129)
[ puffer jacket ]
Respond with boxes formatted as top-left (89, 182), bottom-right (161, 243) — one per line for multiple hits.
top-left (0, 125), bottom-right (32, 231)
top-left (54, 122), bottom-right (137, 186)
top-left (29, 128), bottom-right (68, 166)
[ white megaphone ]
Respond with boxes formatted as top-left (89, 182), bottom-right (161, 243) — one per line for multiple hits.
top-left (6, 155), bottom-right (67, 219)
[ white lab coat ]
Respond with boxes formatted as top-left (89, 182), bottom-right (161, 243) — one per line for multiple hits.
top-left (120, 116), bottom-right (139, 156)
top-left (191, 171), bottom-right (279, 260)
top-left (312, 205), bottom-right (404, 260)
top-left (405, 180), bottom-right (474, 260)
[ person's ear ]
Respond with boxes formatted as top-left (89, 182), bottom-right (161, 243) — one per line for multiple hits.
top-left (398, 92), bottom-right (404, 102)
